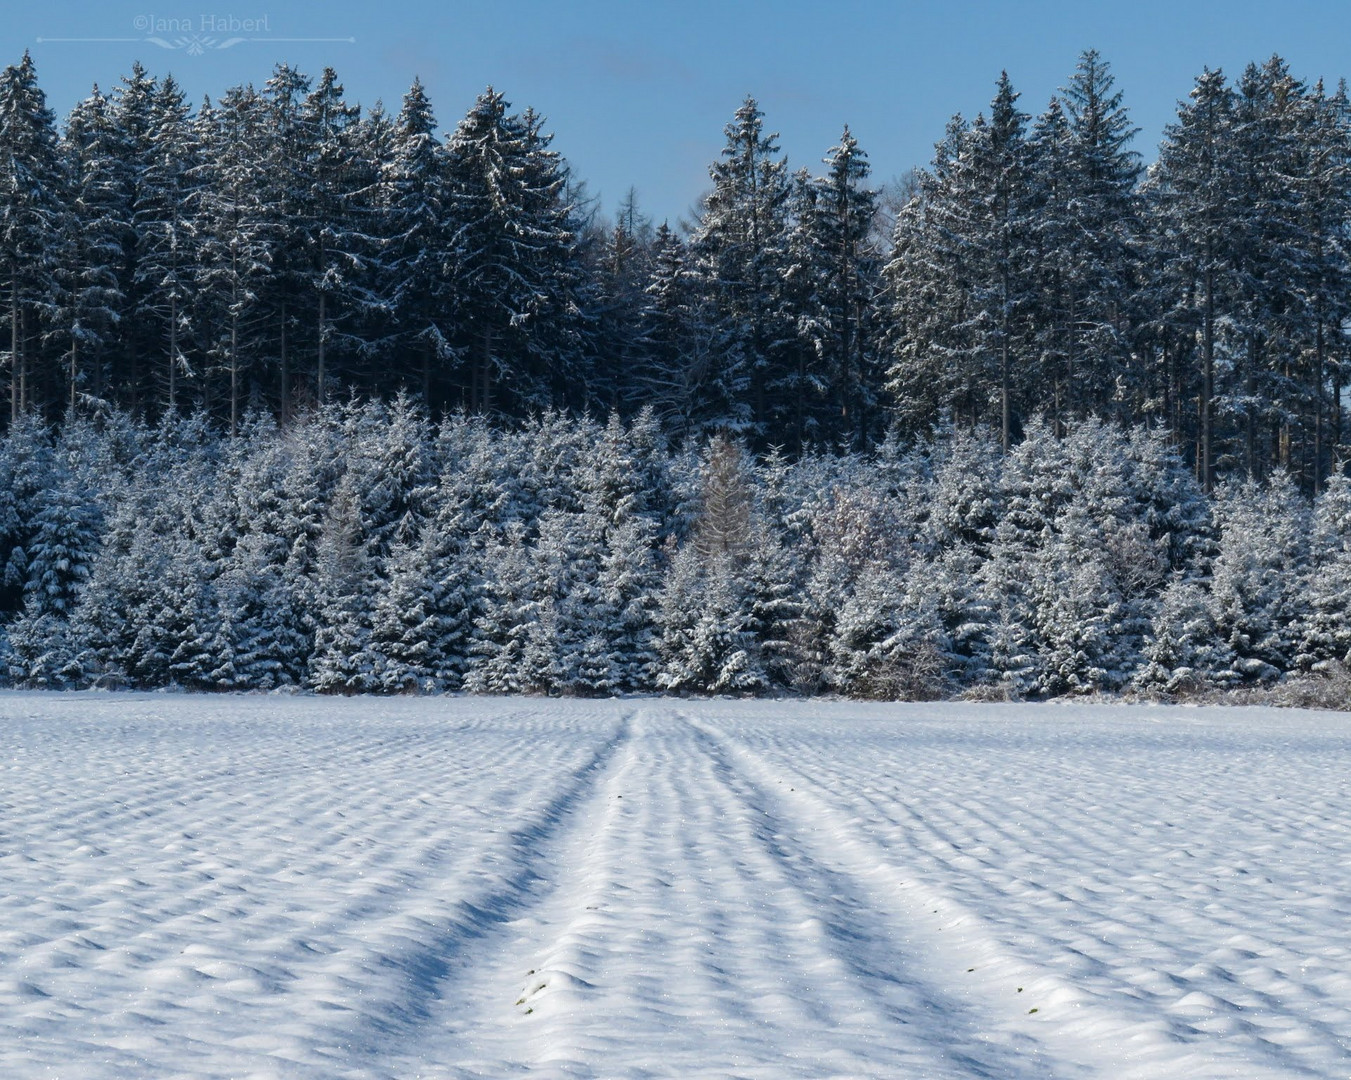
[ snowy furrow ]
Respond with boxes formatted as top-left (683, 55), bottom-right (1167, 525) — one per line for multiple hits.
top-left (4, 694), bottom-right (1351, 1079)
top-left (680, 716), bottom-right (1068, 1079)
top-left (699, 702), bottom-right (1351, 1078)
top-left (0, 695), bottom-right (628, 1079)
top-left (414, 707), bottom-right (1039, 1078)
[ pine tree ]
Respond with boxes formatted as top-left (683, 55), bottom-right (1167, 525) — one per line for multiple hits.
top-left (979, 76), bottom-right (1037, 449)
top-left (1298, 470), bottom-right (1351, 668)
top-left (590, 188), bottom-right (655, 415)
top-left (59, 87), bottom-right (128, 412)
top-left (593, 511), bottom-right (662, 692)
top-left (464, 520), bottom-right (538, 694)
top-left (1227, 58), bottom-right (1308, 477)
top-left (1134, 576), bottom-right (1232, 692)
top-left (445, 88), bottom-right (583, 415)
top-left (634, 222), bottom-right (706, 434)
top-left (884, 116), bottom-right (969, 434)
top-left (194, 86), bottom-right (272, 435)
top-left (0, 52), bottom-right (67, 420)
top-left (885, 77), bottom-right (1038, 442)
top-left (211, 527), bottom-right (297, 690)
top-left (1289, 78), bottom-right (1351, 490)
top-left (809, 126), bottom-right (883, 449)
top-left (1044, 50), bottom-right (1142, 421)
top-left (384, 78), bottom-right (453, 405)
top-left (110, 61), bottom-right (161, 411)
top-left (1209, 472), bottom-right (1310, 680)
top-left (257, 63), bottom-right (313, 420)
top-left (132, 74), bottom-right (199, 413)
top-left (5, 445), bottom-right (100, 686)
top-left (298, 68), bottom-right (361, 402)
top-left (656, 437), bottom-right (770, 693)
top-left (1150, 68), bottom-right (1239, 491)
top-left (308, 471), bottom-right (378, 693)
top-left (366, 533), bottom-right (439, 692)
top-left (689, 98), bottom-right (792, 439)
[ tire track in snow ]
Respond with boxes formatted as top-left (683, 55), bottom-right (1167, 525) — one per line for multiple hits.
top-left (694, 714), bottom-right (1329, 1080)
top-left (680, 712), bottom-right (1079, 1080)
top-left (408, 707), bottom-right (1049, 1079)
top-left (0, 697), bottom-right (633, 1080)
top-left (9, 696), bottom-right (1351, 1078)
top-left (328, 707), bottom-right (637, 1068)
top-left (775, 745), bottom-right (1351, 1078)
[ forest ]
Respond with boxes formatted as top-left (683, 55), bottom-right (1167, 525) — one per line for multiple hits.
top-left (2, 49), bottom-right (1351, 697)
top-left (0, 50), bottom-right (1348, 480)
top-left (1, 401), bottom-right (1346, 697)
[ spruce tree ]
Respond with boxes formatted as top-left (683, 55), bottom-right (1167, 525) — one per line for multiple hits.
top-left (0, 53), bottom-right (67, 420)
top-left (689, 98), bottom-right (792, 439)
top-left (810, 126), bottom-right (883, 449)
top-left (133, 75), bottom-right (199, 413)
top-left (298, 69), bottom-right (361, 402)
top-left (1049, 50), bottom-right (1142, 419)
top-left (1151, 68), bottom-right (1239, 492)
top-left (445, 88), bottom-right (583, 415)
top-left (193, 86), bottom-right (272, 435)
top-left (384, 78), bottom-right (453, 404)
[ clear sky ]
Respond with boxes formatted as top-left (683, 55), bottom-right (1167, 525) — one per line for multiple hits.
top-left (10, 0), bottom-right (1351, 226)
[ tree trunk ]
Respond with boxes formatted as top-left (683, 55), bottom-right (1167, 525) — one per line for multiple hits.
top-left (1202, 264), bottom-right (1214, 494)
top-left (1246, 335), bottom-right (1258, 479)
top-left (230, 259), bottom-right (240, 438)
top-left (18, 304), bottom-right (27, 416)
top-left (10, 281), bottom-right (19, 422)
top-left (316, 291), bottom-right (326, 405)
top-left (478, 325), bottom-right (494, 414)
top-left (1000, 264), bottom-right (1011, 455)
top-left (168, 293), bottom-right (178, 412)
top-left (279, 302), bottom-right (288, 424)
top-left (1315, 317), bottom-right (1325, 495)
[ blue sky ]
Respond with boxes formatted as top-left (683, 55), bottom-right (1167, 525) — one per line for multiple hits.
top-left (11, 0), bottom-right (1351, 225)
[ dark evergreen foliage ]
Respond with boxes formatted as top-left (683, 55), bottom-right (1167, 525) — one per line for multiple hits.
top-left (2, 51), bottom-right (1351, 698)
top-left (2, 403), bottom-right (1343, 700)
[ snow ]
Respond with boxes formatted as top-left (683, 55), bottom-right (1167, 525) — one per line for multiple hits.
top-left (3, 693), bottom-right (1350, 1079)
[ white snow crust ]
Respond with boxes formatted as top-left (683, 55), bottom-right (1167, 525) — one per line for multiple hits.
top-left (2, 693), bottom-right (1349, 1078)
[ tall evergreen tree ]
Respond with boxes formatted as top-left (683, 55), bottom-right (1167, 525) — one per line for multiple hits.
top-left (1290, 79), bottom-right (1351, 490)
top-left (59, 87), bottom-right (128, 412)
top-left (258, 63), bottom-right (313, 420)
top-left (193, 86), bottom-right (272, 434)
top-left (1150, 68), bottom-right (1239, 492)
top-left (444, 88), bottom-right (583, 415)
top-left (105, 62), bottom-right (160, 411)
top-left (298, 68), bottom-right (362, 402)
top-left (1227, 57), bottom-right (1307, 477)
top-left (690, 97), bottom-right (792, 439)
top-left (634, 221), bottom-right (706, 434)
top-left (0, 53), bottom-right (66, 420)
top-left (887, 76), bottom-right (1036, 445)
top-left (384, 78), bottom-right (453, 404)
top-left (809, 126), bottom-right (883, 449)
top-left (590, 188), bottom-right (655, 415)
top-left (133, 74), bottom-right (199, 413)
top-left (884, 115), bottom-right (971, 434)
top-left (1031, 51), bottom-right (1142, 424)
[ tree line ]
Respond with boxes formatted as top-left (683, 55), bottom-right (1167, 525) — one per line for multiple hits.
top-left (2, 400), bottom-right (1346, 697)
top-left (2, 50), bottom-right (1350, 488)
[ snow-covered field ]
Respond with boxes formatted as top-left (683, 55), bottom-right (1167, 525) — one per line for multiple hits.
top-left (2, 695), bottom-right (1350, 1079)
